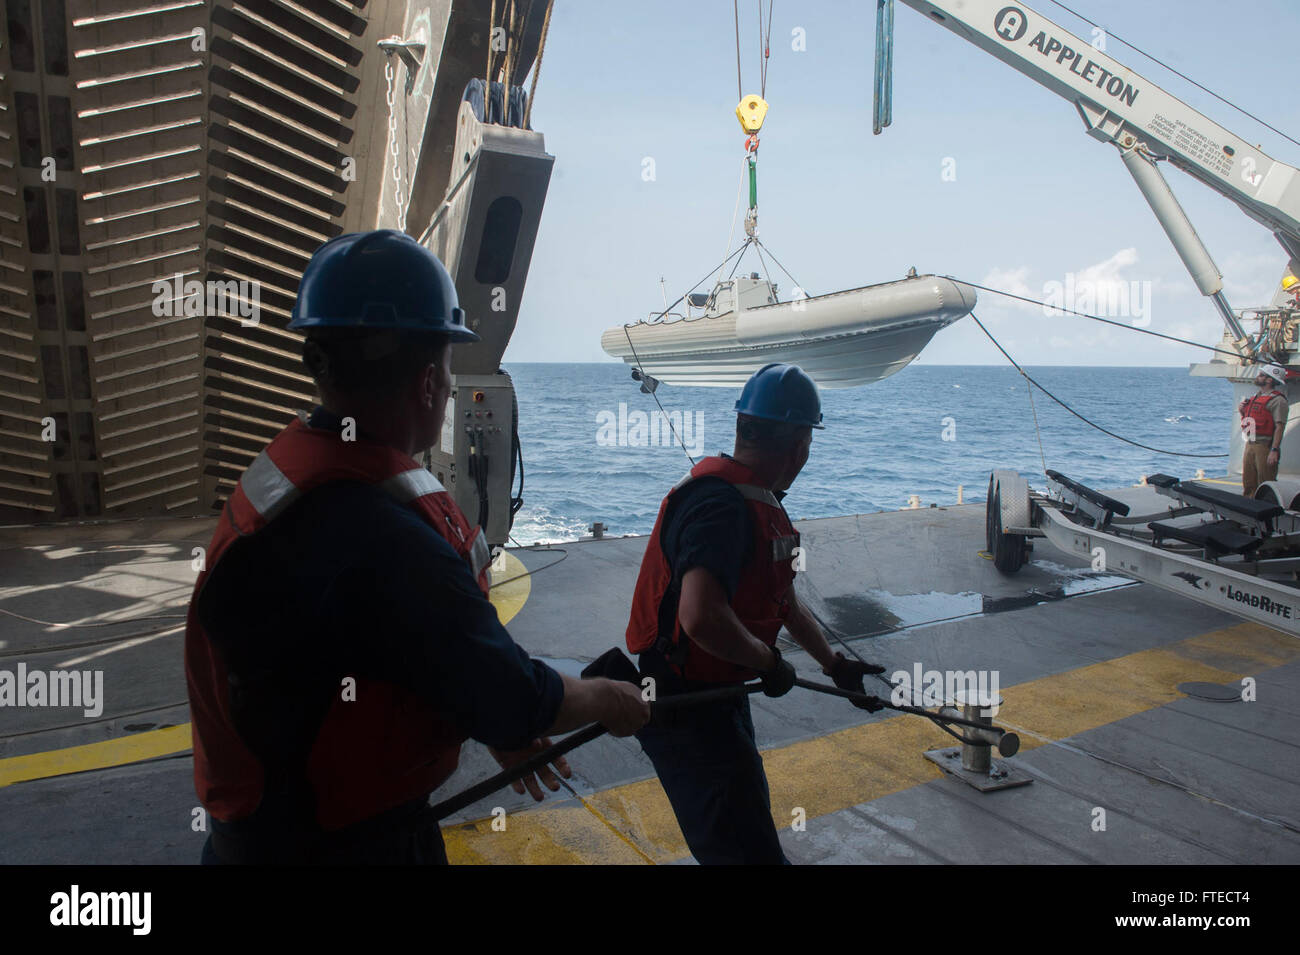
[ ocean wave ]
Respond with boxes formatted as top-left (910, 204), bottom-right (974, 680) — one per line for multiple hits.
top-left (497, 364), bottom-right (1231, 534)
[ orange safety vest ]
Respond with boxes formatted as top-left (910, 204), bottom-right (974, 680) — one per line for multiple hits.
top-left (185, 414), bottom-right (492, 830)
top-left (1240, 391), bottom-right (1284, 440)
top-left (626, 455), bottom-right (799, 684)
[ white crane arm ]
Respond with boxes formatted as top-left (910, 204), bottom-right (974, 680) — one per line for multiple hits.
top-left (899, 0), bottom-right (1300, 246)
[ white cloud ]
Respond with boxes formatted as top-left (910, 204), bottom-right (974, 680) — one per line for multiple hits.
top-left (1220, 249), bottom-right (1290, 307)
top-left (948, 248), bottom-right (1228, 363)
top-left (1076, 246), bottom-right (1138, 287)
top-left (979, 265), bottom-right (1039, 313)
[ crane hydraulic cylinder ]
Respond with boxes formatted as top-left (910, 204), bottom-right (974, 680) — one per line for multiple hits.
top-left (1119, 143), bottom-right (1247, 340)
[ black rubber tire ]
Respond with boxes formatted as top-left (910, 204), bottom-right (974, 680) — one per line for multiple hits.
top-left (990, 484), bottom-right (1027, 574)
top-left (985, 473), bottom-right (996, 553)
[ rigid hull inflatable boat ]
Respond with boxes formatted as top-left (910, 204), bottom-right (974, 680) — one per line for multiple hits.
top-left (601, 272), bottom-right (977, 388)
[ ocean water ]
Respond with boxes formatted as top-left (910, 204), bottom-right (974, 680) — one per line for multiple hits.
top-left (502, 363), bottom-right (1234, 544)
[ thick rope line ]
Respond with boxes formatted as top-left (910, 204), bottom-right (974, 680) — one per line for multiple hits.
top-left (945, 275), bottom-right (1244, 361)
top-left (754, 238), bottom-right (806, 296)
top-left (620, 326), bottom-right (697, 466)
top-left (969, 310), bottom-right (1229, 459)
top-left (617, 244), bottom-right (754, 466)
top-left (1026, 376), bottom-right (1049, 475)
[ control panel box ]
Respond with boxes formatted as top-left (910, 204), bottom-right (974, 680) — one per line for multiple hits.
top-left (425, 373), bottom-right (517, 548)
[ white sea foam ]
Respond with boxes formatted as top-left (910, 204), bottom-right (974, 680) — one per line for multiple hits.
top-left (509, 504), bottom-right (591, 546)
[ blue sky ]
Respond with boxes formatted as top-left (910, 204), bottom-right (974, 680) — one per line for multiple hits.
top-left (503, 0), bottom-right (1300, 366)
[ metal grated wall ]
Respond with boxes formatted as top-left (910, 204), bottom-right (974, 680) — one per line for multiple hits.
top-left (0, 0), bottom-right (495, 522)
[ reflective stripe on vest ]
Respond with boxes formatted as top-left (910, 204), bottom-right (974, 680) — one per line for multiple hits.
top-left (672, 468), bottom-right (780, 508)
top-left (676, 473), bottom-right (793, 563)
top-left (469, 530), bottom-right (492, 579)
top-left (378, 468), bottom-right (491, 577)
top-left (381, 467), bottom-right (447, 502)
top-left (188, 416), bottom-right (491, 830)
top-left (239, 450), bottom-right (298, 523)
top-left (235, 452), bottom-right (492, 579)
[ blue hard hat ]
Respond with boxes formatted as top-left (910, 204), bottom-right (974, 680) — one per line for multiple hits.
top-left (735, 363), bottom-right (825, 429)
top-left (289, 230), bottom-right (479, 342)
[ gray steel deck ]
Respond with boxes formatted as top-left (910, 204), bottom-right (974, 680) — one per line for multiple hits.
top-left (1, 498), bottom-right (1297, 864)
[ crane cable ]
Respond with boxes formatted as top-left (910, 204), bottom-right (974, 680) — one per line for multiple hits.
top-left (1025, 374), bottom-right (1049, 475)
top-left (736, 1), bottom-right (774, 98)
top-left (945, 275), bottom-right (1247, 362)
top-left (733, 1), bottom-right (743, 99)
top-left (717, 157), bottom-right (749, 284)
top-left (523, 0), bottom-right (554, 129)
top-left (621, 242), bottom-right (755, 465)
top-left (967, 309), bottom-right (1229, 459)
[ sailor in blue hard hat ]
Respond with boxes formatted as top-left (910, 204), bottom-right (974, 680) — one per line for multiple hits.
top-left (186, 230), bottom-right (648, 865)
top-left (290, 228), bottom-right (480, 440)
top-left (625, 362), bottom-right (885, 864)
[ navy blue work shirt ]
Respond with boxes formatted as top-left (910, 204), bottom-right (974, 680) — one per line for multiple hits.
top-left (196, 407), bottom-right (564, 770)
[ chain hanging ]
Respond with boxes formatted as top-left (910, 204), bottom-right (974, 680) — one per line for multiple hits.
top-left (383, 56), bottom-right (408, 232)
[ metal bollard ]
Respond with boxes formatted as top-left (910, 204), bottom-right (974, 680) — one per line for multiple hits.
top-left (938, 701), bottom-right (1020, 765)
top-left (923, 690), bottom-right (1030, 792)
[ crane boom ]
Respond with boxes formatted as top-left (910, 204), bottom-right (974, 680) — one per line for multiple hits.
top-left (898, 0), bottom-right (1300, 258)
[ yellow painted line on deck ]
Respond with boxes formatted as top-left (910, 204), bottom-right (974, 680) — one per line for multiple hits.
top-left (0, 724), bottom-right (192, 788)
top-left (1, 551), bottom-right (533, 788)
top-left (443, 622), bottom-right (1300, 864)
top-left (489, 551), bottom-right (531, 625)
top-left (3, 617), bottom-right (1289, 857)
top-left (445, 803), bottom-right (652, 865)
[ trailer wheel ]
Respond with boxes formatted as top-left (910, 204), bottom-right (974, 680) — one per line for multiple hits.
top-left (988, 479), bottom-right (1028, 574)
top-left (985, 473), bottom-right (996, 553)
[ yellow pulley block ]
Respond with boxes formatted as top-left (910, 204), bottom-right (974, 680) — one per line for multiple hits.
top-left (735, 94), bottom-right (768, 133)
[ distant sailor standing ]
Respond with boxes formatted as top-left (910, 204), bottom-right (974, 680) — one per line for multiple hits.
top-left (1239, 363), bottom-right (1288, 497)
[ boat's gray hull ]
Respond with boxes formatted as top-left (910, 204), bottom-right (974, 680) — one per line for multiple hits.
top-left (601, 274), bottom-right (976, 388)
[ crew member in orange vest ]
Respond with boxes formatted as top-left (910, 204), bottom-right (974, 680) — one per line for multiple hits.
top-left (185, 230), bottom-right (648, 864)
top-left (1239, 363), bottom-right (1289, 496)
top-left (626, 363), bottom-right (886, 864)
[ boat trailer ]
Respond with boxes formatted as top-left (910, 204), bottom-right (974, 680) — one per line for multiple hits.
top-left (986, 469), bottom-right (1300, 636)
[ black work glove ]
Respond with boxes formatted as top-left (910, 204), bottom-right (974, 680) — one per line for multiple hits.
top-left (760, 644), bottom-right (797, 698)
top-left (828, 653), bottom-right (887, 711)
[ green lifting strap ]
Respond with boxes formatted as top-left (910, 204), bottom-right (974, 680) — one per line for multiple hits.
top-left (748, 156), bottom-right (758, 210)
